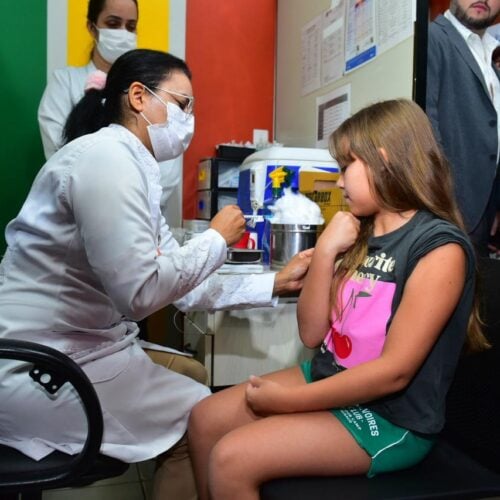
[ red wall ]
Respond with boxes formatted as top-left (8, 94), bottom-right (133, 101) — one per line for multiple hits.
top-left (184, 0), bottom-right (277, 219)
top-left (429, 0), bottom-right (449, 20)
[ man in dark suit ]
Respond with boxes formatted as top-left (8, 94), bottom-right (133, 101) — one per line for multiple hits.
top-left (426, 0), bottom-right (500, 256)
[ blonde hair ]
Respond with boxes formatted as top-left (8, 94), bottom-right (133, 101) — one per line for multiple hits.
top-left (329, 99), bottom-right (488, 352)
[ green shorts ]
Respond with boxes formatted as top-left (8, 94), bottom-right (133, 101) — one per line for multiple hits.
top-left (300, 360), bottom-right (436, 477)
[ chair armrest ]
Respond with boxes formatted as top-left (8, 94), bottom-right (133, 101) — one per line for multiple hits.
top-left (0, 338), bottom-right (104, 490)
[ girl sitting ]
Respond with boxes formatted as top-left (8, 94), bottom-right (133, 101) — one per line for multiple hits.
top-left (187, 98), bottom-right (489, 500)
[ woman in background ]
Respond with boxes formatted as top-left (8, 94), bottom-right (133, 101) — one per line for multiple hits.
top-left (38, 0), bottom-right (190, 218)
top-left (38, 0), bottom-right (138, 159)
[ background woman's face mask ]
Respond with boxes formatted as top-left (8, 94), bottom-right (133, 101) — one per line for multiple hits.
top-left (95, 28), bottom-right (137, 64)
top-left (141, 88), bottom-right (195, 162)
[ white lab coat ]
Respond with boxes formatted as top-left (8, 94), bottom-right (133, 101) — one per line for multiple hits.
top-left (37, 62), bottom-right (182, 207)
top-left (38, 62), bottom-right (96, 159)
top-left (0, 125), bottom-right (275, 462)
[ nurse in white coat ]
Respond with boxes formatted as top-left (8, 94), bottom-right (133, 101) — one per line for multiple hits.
top-left (0, 49), bottom-right (311, 499)
top-left (38, 0), bottom-right (182, 206)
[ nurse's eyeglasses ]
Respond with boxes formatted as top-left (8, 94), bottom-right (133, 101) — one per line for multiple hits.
top-left (152, 87), bottom-right (194, 115)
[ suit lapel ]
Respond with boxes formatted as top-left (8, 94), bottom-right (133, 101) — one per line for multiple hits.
top-left (435, 15), bottom-right (490, 97)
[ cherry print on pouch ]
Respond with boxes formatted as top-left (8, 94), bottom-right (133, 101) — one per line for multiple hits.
top-left (333, 289), bottom-right (372, 359)
top-left (332, 326), bottom-right (352, 358)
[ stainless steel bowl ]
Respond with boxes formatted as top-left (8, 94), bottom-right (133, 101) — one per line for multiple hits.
top-left (270, 223), bottom-right (323, 270)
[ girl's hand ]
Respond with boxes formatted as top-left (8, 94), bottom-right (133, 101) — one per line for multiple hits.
top-left (210, 205), bottom-right (246, 246)
top-left (316, 211), bottom-right (360, 256)
top-left (245, 375), bottom-right (294, 415)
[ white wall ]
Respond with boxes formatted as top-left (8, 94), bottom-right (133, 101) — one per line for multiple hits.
top-left (275, 0), bottom-right (415, 147)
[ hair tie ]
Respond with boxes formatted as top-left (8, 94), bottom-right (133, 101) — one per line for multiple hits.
top-left (84, 70), bottom-right (107, 93)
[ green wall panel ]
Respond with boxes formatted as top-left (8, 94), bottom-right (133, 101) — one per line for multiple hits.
top-left (0, 1), bottom-right (47, 254)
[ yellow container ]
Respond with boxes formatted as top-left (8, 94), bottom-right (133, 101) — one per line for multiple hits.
top-left (298, 170), bottom-right (348, 224)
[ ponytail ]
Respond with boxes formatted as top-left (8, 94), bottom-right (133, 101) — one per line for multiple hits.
top-left (63, 89), bottom-right (108, 144)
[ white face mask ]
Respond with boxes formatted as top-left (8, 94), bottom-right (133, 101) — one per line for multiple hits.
top-left (95, 28), bottom-right (137, 64)
top-left (141, 88), bottom-right (195, 162)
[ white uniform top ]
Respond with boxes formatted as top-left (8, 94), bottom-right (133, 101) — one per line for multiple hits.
top-left (37, 62), bottom-right (182, 204)
top-left (0, 125), bottom-right (275, 462)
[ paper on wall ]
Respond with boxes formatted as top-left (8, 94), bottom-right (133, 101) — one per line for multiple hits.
top-left (316, 84), bottom-right (351, 148)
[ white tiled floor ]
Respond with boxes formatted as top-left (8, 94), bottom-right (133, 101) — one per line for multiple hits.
top-left (42, 459), bottom-right (155, 500)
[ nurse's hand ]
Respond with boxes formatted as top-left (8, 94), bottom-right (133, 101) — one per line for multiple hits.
top-left (273, 248), bottom-right (314, 295)
top-left (210, 205), bottom-right (246, 246)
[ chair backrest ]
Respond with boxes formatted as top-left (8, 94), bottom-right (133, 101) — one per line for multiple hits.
top-left (0, 339), bottom-right (105, 491)
top-left (441, 257), bottom-right (500, 473)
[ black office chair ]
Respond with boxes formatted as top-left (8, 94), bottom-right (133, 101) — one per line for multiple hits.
top-left (0, 339), bottom-right (129, 500)
top-left (261, 257), bottom-right (500, 500)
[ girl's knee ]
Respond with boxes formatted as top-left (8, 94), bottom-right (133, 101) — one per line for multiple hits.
top-left (208, 434), bottom-right (262, 497)
top-left (212, 431), bottom-right (261, 479)
top-left (209, 436), bottom-right (244, 484)
top-left (188, 396), bottom-right (214, 437)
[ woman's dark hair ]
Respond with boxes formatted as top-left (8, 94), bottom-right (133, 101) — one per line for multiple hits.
top-left (63, 49), bottom-right (192, 143)
top-left (87, 0), bottom-right (138, 25)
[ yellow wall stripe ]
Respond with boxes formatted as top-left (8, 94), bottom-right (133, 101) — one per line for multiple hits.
top-left (67, 0), bottom-right (170, 67)
top-left (139, 0), bottom-right (170, 51)
top-left (67, 0), bottom-right (91, 66)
